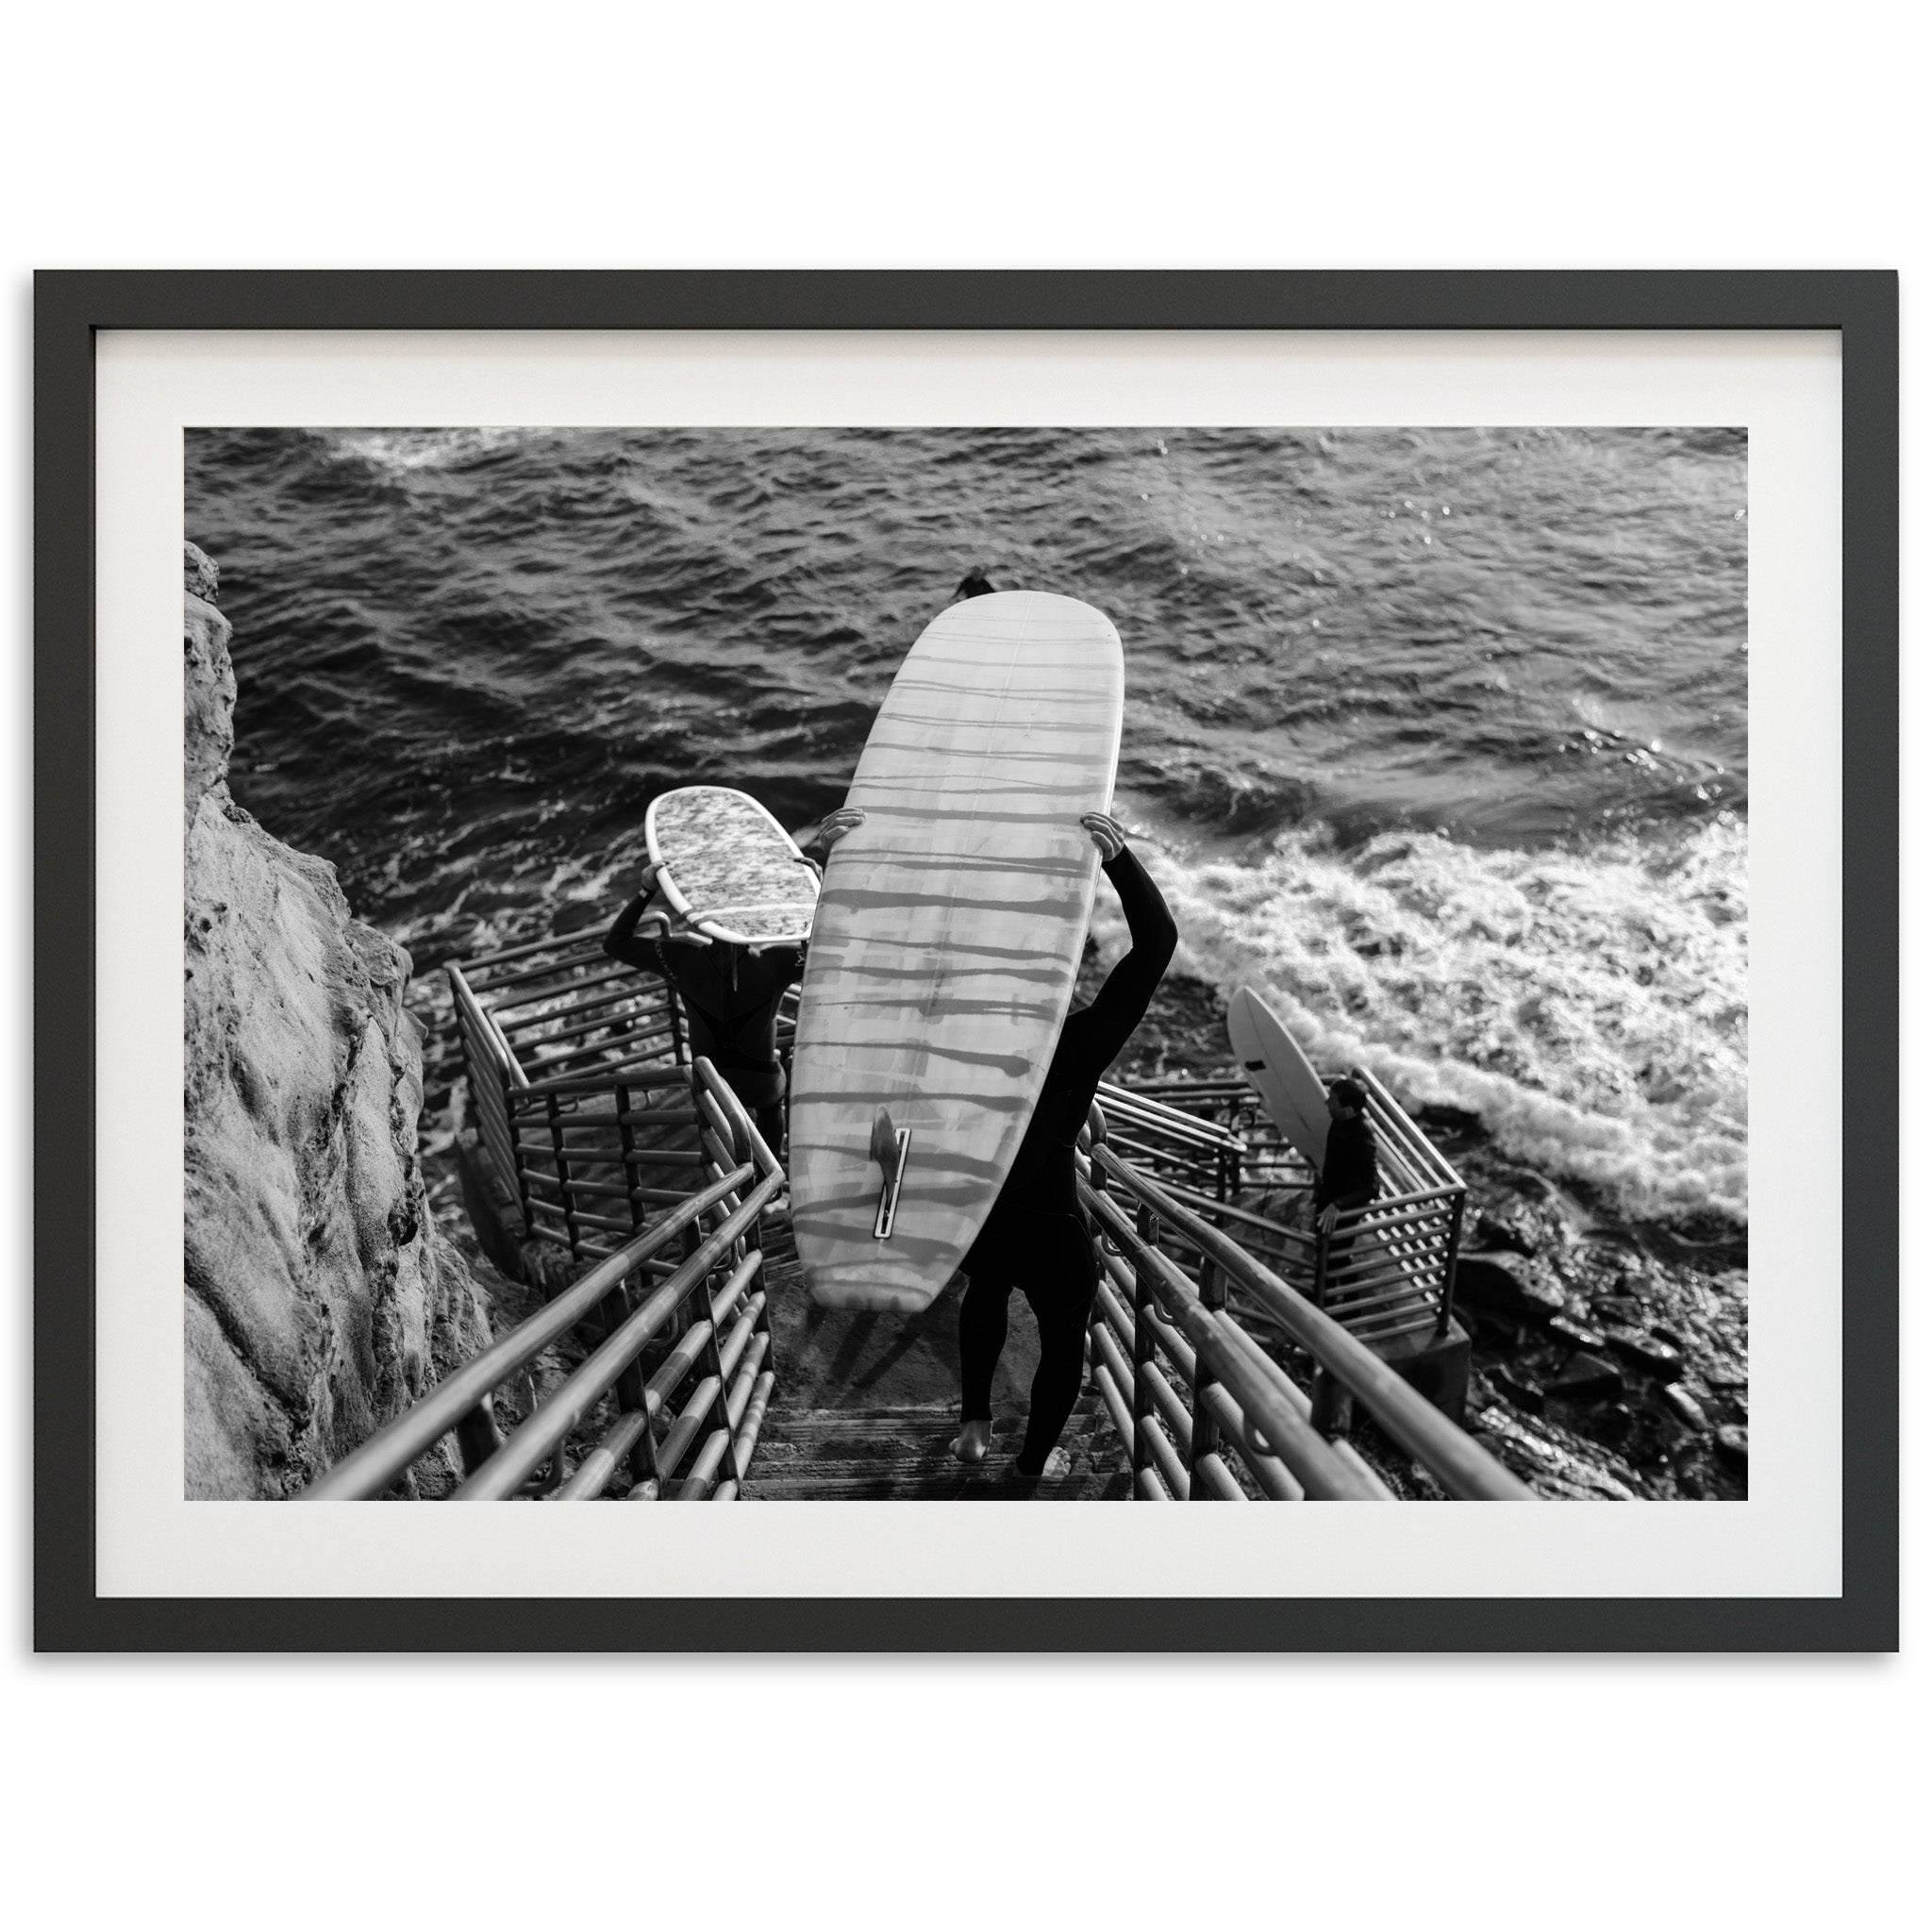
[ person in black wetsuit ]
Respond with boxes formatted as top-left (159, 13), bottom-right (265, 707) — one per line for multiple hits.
top-left (955, 566), bottom-right (997, 601)
top-left (953, 811), bottom-right (1177, 1482)
top-left (1314, 1077), bottom-right (1379, 1229)
top-left (602, 806), bottom-right (865, 1152)
top-left (1313, 1077), bottom-right (1380, 1285)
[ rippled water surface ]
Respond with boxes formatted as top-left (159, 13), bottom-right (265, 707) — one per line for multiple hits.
top-left (187, 425), bottom-right (1747, 1224)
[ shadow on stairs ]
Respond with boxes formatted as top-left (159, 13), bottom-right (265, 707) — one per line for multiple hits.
top-left (745, 1393), bottom-right (1131, 1500)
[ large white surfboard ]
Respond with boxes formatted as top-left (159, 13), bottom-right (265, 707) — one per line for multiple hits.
top-left (790, 591), bottom-right (1125, 1312)
top-left (1226, 984), bottom-right (1331, 1168)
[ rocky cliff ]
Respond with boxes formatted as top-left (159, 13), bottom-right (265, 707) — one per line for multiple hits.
top-left (183, 542), bottom-right (490, 1498)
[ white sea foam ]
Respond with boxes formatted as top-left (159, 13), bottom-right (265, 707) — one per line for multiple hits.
top-left (1091, 818), bottom-right (1747, 1225)
top-left (321, 427), bottom-right (540, 475)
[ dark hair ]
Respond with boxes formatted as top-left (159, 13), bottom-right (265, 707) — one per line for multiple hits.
top-left (1327, 1076), bottom-right (1367, 1112)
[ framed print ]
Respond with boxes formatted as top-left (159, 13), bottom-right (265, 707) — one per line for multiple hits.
top-left (34, 271), bottom-right (1898, 1650)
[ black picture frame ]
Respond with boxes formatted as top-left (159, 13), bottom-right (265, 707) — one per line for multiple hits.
top-left (34, 270), bottom-right (1899, 1652)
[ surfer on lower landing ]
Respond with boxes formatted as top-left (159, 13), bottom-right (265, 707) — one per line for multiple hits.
top-left (603, 807), bottom-right (865, 1152)
top-left (954, 566), bottom-right (997, 600)
top-left (953, 812), bottom-right (1177, 1484)
top-left (1315, 1077), bottom-right (1379, 1233)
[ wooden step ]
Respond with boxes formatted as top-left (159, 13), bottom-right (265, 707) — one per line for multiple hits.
top-left (744, 1397), bottom-right (1130, 1500)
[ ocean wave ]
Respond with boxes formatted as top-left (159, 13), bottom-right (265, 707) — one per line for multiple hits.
top-left (317, 427), bottom-right (543, 475)
top-left (1091, 816), bottom-right (1747, 1225)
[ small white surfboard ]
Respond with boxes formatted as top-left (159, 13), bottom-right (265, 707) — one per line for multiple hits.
top-left (1226, 984), bottom-right (1331, 1168)
top-left (644, 786), bottom-right (821, 946)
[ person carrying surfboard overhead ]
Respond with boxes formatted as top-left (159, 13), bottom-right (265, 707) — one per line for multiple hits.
top-left (603, 806), bottom-right (866, 1152)
top-left (953, 810), bottom-right (1177, 1483)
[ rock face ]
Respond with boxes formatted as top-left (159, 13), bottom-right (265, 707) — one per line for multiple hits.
top-left (183, 542), bottom-right (490, 1498)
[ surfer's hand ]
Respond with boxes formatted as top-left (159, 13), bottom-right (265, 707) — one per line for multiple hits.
top-left (1081, 812), bottom-right (1127, 860)
top-left (1318, 1204), bottom-right (1341, 1236)
top-left (818, 807), bottom-right (866, 847)
top-left (638, 860), bottom-right (661, 894)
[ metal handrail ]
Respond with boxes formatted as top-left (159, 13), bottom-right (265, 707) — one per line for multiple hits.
top-left (1094, 1079), bottom-right (1242, 1153)
top-left (1087, 1143), bottom-right (1528, 1501)
top-left (1084, 1188), bottom-right (1386, 1500)
top-left (456, 1169), bottom-right (783, 1498)
top-left (513, 1063), bottom-right (692, 1102)
top-left (302, 1058), bottom-right (783, 1503)
top-left (297, 1166), bottom-right (753, 1500)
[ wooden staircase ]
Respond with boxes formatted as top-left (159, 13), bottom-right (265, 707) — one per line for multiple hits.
top-left (745, 1395), bottom-right (1130, 1499)
top-left (745, 1206), bottom-right (1130, 1499)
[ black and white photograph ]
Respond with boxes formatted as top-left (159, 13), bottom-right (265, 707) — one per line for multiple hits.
top-left (181, 422), bottom-right (1749, 1507)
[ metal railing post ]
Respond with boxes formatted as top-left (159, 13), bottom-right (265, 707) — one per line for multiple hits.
top-left (1186, 1258), bottom-right (1224, 1493)
top-left (709, 1079), bottom-right (755, 1493)
top-left (1307, 1211), bottom-right (1352, 1439)
top-left (1085, 1102), bottom-right (1109, 1384)
top-left (545, 1092), bottom-right (582, 1262)
top-left (1439, 1190), bottom-right (1465, 1335)
top-left (615, 1078), bottom-right (644, 1235)
top-left (506, 1080), bottom-right (529, 1232)
top-left (1131, 1204), bottom-right (1160, 1490)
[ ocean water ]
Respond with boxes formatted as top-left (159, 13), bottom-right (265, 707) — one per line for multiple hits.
top-left (185, 425), bottom-right (1747, 1226)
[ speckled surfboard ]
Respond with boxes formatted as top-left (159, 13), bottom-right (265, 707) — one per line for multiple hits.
top-left (644, 786), bottom-right (820, 945)
top-left (790, 591), bottom-right (1125, 1312)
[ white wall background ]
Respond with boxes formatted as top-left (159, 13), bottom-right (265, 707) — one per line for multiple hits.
top-left (2, 5), bottom-right (1918, 1927)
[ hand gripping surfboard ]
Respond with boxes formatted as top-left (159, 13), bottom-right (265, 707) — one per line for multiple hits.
top-left (789, 591), bottom-right (1125, 1312)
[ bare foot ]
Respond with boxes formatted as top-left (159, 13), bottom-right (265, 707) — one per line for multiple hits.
top-left (952, 1420), bottom-right (991, 1465)
top-left (1014, 1445), bottom-right (1073, 1486)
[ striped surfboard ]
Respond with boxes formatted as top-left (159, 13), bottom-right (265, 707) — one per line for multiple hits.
top-left (790, 591), bottom-right (1125, 1311)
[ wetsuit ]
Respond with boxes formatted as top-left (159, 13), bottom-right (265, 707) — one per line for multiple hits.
top-left (958, 845), bottom-right (1177, 1475)
top-left (603, 901), bottom-right (802, 1153)
top-left (1315, 1112), bottom-right (1378, 1217)
top-left (1314, 1108), bottom-right (1379, 1289)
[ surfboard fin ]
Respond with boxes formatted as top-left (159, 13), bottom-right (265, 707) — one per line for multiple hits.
top-left (870, 1107), bottom-right (911, 1241)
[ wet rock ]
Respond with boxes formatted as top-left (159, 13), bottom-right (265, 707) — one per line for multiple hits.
top-left (1593, 1402), bottom-right (1635, 1445)
top-left (1549, 1314), bottom-right (1607, 1352)
top-left (1716, 1424), bottom-right (1749, 1471)
top-left (184, 553), bottom-right (491, 1498)
top-left (1657, 1384), bottom-right (1708, 1430)
top-left (1455, 1252), bottom-right (1568, 1325)
top-left (1603, 1327), bottom-right (1684, 1380)
top-left (1546, 1352), bottom-right (1624, 1403)
top-left (1493, 1367), bottom-right (1544, 1414)
top-left (1473, 1206), bottom-right (1539, 1256)
top-left (1472, 1406), bottom-right (1639, 1500)
top-left (1591, 1294), bottom-right (1645, 1326)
